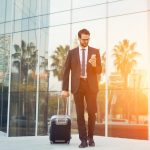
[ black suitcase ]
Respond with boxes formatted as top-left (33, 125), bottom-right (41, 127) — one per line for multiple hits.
top-left (49, 97), bottom-right (71, 144)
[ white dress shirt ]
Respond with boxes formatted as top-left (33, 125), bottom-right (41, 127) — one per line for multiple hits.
top-left (79, 46), bottom-right (88, 78)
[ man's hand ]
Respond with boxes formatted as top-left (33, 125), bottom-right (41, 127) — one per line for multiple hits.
top-left (61, 91), bottom-right (69, 98)
top-left (89, 54), bottom-right (96, 67)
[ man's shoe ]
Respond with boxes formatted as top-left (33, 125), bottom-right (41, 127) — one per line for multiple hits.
top-left (88, 138), bottom-right (95, 147)
top-left (79, 140), bottom-right (88, 148)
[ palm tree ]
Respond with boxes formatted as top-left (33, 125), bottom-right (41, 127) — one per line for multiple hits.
top-left (112, 39), bottom-right (141, 88)
top-left (12, 40), bottom-right (38, 118)
top-left (51, 45), bottom-right (69, 81)
top-left (12, 40), bottom-right (37, 84)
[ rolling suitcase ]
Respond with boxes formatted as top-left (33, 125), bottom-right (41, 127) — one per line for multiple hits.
top-left (49, 97), bottom-right (71, 144)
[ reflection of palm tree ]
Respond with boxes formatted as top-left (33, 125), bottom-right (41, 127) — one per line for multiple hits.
top-left (112, 39), bottom-right (141, 88)
top-left (12, 40), bottom-right (38, 118)
top-left (12, 40), bottom-right (37, 84)
top-left (51, 45), bottom-right (69, 81)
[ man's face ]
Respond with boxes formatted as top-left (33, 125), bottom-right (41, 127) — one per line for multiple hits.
top-left (79, 34), bottom-right (90, 48)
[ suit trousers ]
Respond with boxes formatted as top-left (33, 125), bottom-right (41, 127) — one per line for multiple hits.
top-left (73, 78), bottom-right (97, 141)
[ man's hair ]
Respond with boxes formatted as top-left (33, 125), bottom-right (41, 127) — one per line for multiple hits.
top-left (78, 29), bottom-right (90, 38)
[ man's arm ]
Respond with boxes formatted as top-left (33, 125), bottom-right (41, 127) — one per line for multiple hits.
top-left (61, 50), bottom-right (71, 97)
top-left (89, 49), bottom-right (102, 74)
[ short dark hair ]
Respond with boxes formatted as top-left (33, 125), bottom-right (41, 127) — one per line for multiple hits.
top-left (78, 29), bottom-right (90, 38)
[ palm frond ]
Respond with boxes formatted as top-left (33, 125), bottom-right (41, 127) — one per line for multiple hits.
top-left (112, 39), bottom-right (141, 88)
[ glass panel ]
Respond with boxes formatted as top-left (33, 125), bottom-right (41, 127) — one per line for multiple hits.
top-left (107, 12), bottom-right (148, 140)
top-left (41, 0), bottom-right (50, 15)
top-left (10, 33), bottom-right (22, 136)
top-left (14, 20), bottom-right (21, 33)
top-left (40, 15), bottom-right (49, 28)
top-left (0, 24), bottom-right (4, 35)
top-left (73, 0), bottom-right (106, 8)
top-left (50, 0), bottom-right (71, 13)
top-left (49, 25), bottom-right (70, 59)
top-left (29, 0), bottom-right (37, 17)
top-left (72, 4), bottom-right (106, 23)
top-left (50, 11), bottom-right (70, 26)
top-left (21, 19), bottom-right (29, 31)
top-left (28, 30), bottom-right (37, 46)
top-left (0, 0), bottom-right (6, 23)
top-left (14, 0), bottom-right (23, 20)
top-left (9, 32), bottom-right (37, 136)
top-left (29, 17), bottom-right (38, 30)
top-left (108, 0), bottom-right (147, 17)
top-left (0, 87), bottom-right (8, 133)
top-left (5, 22), bottom-right (12, 34)
top-left (22, 0), bottom-right (30, 18)
top-left (38, 28), bottom-right (49, 135)
top-left (0, 34), bottom-right (11, 133)
top-left (22, 31), bottom-right (28, 44)
top-left (36, 0), bottom-right (41, 16)
top-left (6, 0), bottom-right (13, 21)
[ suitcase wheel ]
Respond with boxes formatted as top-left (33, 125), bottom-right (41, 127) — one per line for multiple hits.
top-left (67, 141), bottom-right (70, 144)
top-left (50, 141), bottom-right (54, 144)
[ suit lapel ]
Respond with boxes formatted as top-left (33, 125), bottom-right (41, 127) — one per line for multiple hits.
top-left (87, 46), bottom-right (92, 67)
top-left (75, 47), bottom-right (80, 67)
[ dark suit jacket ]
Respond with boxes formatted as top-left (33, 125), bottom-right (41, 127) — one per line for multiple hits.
top-left (62, 46), bottom-right (102, 94)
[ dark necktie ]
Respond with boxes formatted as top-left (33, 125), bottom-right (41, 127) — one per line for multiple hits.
top-left (81, 49), bottom-right (85, 76)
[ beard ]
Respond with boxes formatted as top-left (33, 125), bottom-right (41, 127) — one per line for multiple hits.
top-left (80, 42), bottom-right (88, 47)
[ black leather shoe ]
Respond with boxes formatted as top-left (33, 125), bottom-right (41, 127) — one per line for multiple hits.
top-left (79, 140), bottom-right (88, 148)
top-left (88, 138), bottom-right (95, 147)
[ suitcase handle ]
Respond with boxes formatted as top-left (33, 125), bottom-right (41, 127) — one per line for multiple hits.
top-left (57, 96), bottom-right (69, 116)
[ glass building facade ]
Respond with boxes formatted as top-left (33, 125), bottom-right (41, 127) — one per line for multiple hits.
top-left (0, 0), bottom-right (150, 140)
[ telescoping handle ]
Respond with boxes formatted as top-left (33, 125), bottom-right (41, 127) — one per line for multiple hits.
top-left (57, 96), bottom-right (69, 116)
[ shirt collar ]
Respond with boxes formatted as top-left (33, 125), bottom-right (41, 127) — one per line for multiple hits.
top-left (79, 46), bottom-right (88, 51)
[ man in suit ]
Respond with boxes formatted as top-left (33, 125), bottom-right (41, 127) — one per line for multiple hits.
top-left (61, 29), bottom-right (102, 148)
